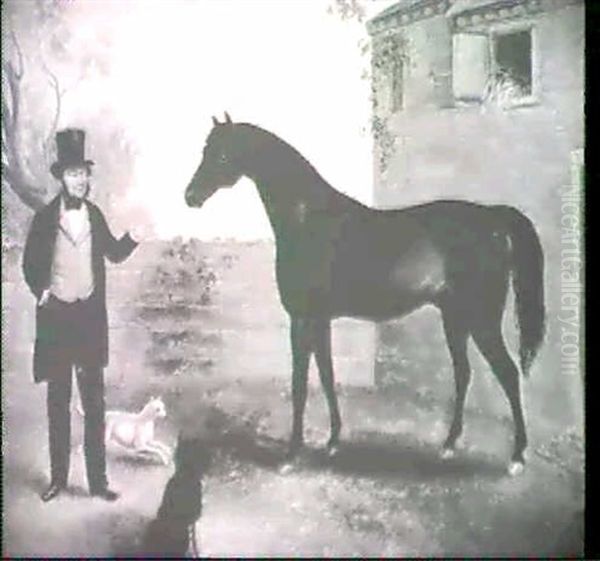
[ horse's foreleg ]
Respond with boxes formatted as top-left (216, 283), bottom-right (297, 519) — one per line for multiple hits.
top-left (314, 319), bottom-right (342, 456)
top-left (288, 317), bottom-right (313, 458)
top-left (440, 307), bottom-right (471, 456)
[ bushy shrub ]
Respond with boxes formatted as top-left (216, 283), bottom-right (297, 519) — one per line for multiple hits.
top-left (151, 239), bottom-right (217, 305)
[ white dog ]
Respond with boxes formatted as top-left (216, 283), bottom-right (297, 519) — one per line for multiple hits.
top-left (77, 396), bottom-right (172, 465)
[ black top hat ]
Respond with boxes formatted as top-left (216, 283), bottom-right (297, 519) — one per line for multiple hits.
top-left (50, 128), bottom-right (95, 179)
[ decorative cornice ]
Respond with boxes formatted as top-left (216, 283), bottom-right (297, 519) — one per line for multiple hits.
top-left (367, 0), bottom-right (582, 36)
top-left (367, 0), bottom-right (449, 36)
top-left (452, 0), bottom-right (542, 29)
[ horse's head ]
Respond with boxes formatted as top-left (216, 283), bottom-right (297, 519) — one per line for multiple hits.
top-left (185, 112), bottom-right (243, 208)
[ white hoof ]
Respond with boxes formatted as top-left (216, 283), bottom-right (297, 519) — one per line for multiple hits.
top-left (440, 447), bottom-right (455, 460)
top-left (508, 461), bottom-right (524, 477)
top-left (279, 462), bottom-right (294, 476)
top-left (327, 445), bottom-right (340, 458)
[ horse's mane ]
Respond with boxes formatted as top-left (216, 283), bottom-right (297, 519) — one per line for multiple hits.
top-left (237, 123), bottom-right (367, 209)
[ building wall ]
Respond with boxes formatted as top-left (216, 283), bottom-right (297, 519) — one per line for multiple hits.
top-left (370, 1), bottom-right (584, 428)
top-left (403, 14), bottom-right (453, 110)
top-left (374, 2), bottom-right (583, 207)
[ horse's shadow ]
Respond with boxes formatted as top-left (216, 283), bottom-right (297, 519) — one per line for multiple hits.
top-left (216, 429), bottom-right (506, 482)
top-left (315, 437), bottom-right (506, 481)
top-left (214, 429), bottom-right (284, 470)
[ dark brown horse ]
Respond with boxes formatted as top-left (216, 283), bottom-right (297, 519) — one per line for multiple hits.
top-left (184, 113), bottom-right (545, 475)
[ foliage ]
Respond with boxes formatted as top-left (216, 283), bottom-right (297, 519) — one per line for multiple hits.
top-left (370, 33), bottom-right (407, 173)
top-left (151, 239), bottom-right (217, 306)
top-left (2, 0), bottom-right (137, 243)
top-left (328, 1), bottom-right (405, 174)
top-left (372, 32), bottom-right (406, 76)
top-left (327, 0), bottom-right (367, 22)
top-left (371, 115), bottom-right (396, 175)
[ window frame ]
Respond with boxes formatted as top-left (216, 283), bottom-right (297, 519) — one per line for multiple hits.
top-left (488, 21), bottom-right (539, 108)
top-left (451, 19), bottom-right (540, 109)
top-left (451, 31), bottom-right (490, 104)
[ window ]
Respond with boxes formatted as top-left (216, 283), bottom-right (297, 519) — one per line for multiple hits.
top-left (452, 33), bottom-right (489, 101)
top-left (390, 59), bottom-right (404, 112)
top-left (452, 26), bottom-right (535, 107)
top-left (492, 29), bottom-right (532, 96)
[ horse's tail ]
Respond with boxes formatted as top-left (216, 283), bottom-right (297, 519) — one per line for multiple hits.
top-left (494, 205), bottom-right (546, 376)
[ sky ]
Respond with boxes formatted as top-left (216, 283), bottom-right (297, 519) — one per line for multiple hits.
top-left (36, 0), bottom-right (396, 240)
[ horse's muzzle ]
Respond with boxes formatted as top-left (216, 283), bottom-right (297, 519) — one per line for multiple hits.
top-left (185, 188), bottom-right (202, 207)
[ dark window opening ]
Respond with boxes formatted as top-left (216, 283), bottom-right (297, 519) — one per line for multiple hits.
top-left (494, 30), bottom-right (532, 96)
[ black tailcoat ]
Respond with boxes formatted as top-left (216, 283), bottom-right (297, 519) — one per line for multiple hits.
top-left (22, 195), bottom-right (138, 382)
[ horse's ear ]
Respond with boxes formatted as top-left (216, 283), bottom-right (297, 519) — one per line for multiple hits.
top-left (212, 115), bottom-right (219, 126)
top-left (224, 111), bottom-right (232, 124)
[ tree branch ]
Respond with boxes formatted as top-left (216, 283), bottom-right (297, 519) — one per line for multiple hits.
top-left (40, 60), bottom-right (63, 162)
top-left (1, 164), bottom-right (45, 210)
top-left (1, 30), bottom-right (46, 210)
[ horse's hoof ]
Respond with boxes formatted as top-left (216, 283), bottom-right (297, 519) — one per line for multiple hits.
top-left (285, 441), bottom-right (303, 461)
top-left (508, 461), bottom-right (525, 477)
top-left (327, 444), bottom-right (340, 458)
top-left (440, 447), bottom-right (455, 460)
top-left (279, 462), bottom-right (295, 476)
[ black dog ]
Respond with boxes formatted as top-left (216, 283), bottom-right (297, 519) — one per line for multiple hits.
top-left (141, 433), bottom-right (210, 557)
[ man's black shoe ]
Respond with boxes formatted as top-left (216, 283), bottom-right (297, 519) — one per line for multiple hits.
top-left (41, 484), bottom-right (64, 502)
top-left (90, 487), bottom-right (120, 501)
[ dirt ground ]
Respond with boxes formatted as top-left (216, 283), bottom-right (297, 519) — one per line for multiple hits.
top-left (2, 242), bottom-right (584, 558)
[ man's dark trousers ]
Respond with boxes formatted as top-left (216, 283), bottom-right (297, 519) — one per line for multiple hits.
top-left (45, 294), bottom-right (108, 491)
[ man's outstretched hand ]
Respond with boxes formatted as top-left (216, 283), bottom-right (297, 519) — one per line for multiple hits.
top-left (123, 188), bottom-right (156, 243)
top-left (128, 220), bottom-right (155, 243)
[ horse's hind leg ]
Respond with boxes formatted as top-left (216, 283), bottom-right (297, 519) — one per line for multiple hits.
top-left (313, 319), bottom-right (342, 456)
top-left (189, 524), bottom-right (200, 557)
top-left (471, 324), bottom-right (527, 475)
top-left (287, 317), bottom-right (314, 458)
top-left (440, 306), bottom-right (471, 458)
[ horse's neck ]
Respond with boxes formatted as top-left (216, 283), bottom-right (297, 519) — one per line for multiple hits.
top-left (239, 127), bottom-right (350, 236)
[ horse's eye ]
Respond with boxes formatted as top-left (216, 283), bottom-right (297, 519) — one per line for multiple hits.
top-left (220, 154), bottom-right (228, 164)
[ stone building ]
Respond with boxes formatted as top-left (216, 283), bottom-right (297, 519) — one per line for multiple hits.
top-left (367, 0), bottom-right (583, 208)
top-left (366, 0), bottom-right (584, 420)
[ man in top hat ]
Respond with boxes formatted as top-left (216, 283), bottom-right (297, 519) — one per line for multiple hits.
top-left (22, 128), bottom-right (146, 502)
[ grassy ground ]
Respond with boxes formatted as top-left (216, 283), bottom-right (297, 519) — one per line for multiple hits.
top-left (2, 241), bottom-right (584, 557)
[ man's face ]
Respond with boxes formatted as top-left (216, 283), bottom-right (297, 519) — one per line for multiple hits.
top-left (62, 166), bottom-right (90, 199)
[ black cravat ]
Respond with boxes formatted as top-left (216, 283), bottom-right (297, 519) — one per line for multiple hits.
top-left (63, 194), bottom-right (83, 210)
